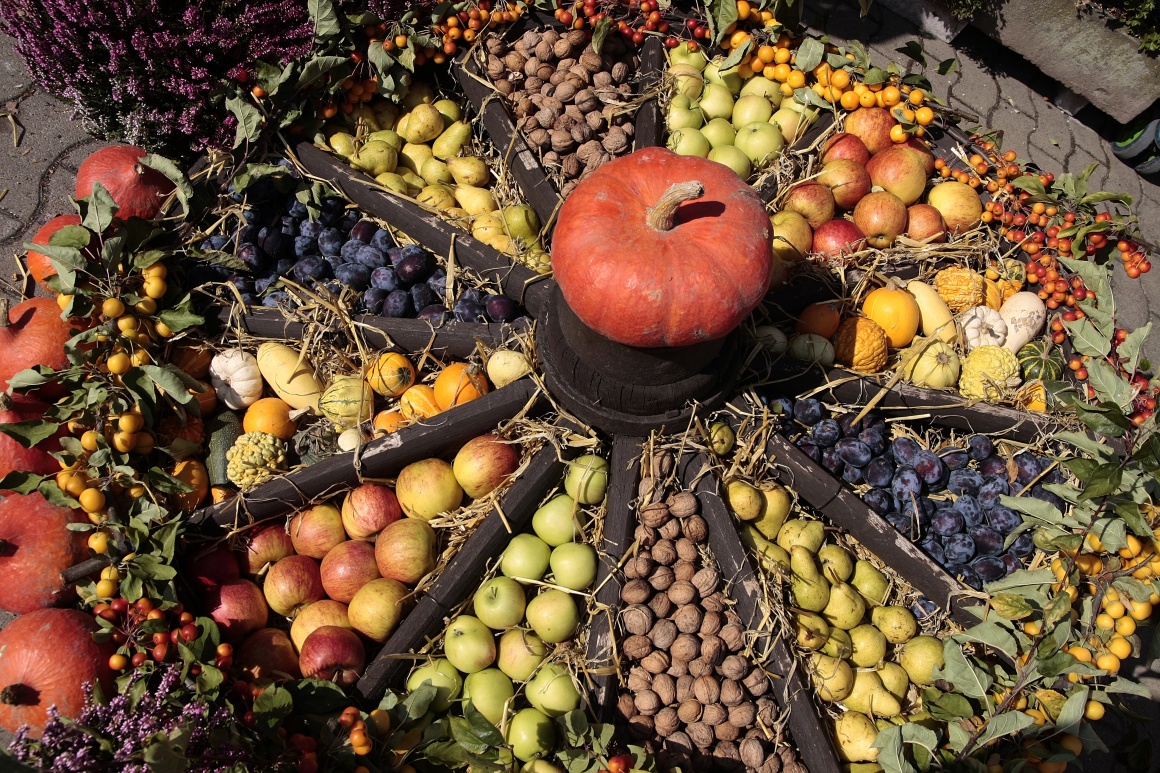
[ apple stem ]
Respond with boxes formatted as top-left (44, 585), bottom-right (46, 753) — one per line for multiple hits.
top-left (647, 181), bottom-right (705, 232)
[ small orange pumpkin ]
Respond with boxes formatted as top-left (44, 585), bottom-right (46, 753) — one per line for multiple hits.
top-left (366, 352), bottom-right (417, 398)
top-left (172, 459), bottom-right (210, 512)
top-left (156, 414), bottom-right (205, 446)
top-left (796, 302), bottom-right (841, 339)
top-left (399, 385), bottom-right (441, 421)
top-left (243, 397), bottom-right (298, 440)
top-left (170, 344), bottom-right (214, 379)
top-left (861, 283), bottom-right (920, 349)
top-left (373, 410), bottom-right (409, 436)
top-left (432, 363), bottom-right (490, 410)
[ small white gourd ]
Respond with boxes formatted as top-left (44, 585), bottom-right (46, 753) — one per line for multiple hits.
top-left (959, 306), bottom-right (1007, 351)
top-left (209, 350), bottom-right (264, 409)
top-left (999, 292), bottom-right (1047, 353)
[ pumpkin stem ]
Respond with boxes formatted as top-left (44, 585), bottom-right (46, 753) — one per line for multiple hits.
top-left (0, 297), bottom-right (7, 329)
top-left (0, 684), bottom-right (30, 705)
top-left (646, 181), bottom-right (705, 232)
top-left (0, 393), bottom-right (10, 412)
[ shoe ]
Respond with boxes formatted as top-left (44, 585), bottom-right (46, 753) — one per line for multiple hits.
top-left (1136, 147), bottom-right (1160, 175)
top-left (1111, 115), bottom-right (1159, 160)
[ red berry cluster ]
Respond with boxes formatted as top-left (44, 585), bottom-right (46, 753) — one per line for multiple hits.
top-left (555, 0), bottom-right (682, 48)
top-left (93, 597), bottom-right (232, 673)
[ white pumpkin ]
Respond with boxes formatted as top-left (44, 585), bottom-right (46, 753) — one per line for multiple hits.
top-left (754, 325), bottom-right (789, 354)
top-left (959, 306), bottom-right (1007, 351)
top-left (788, 334), bottom-right (835, 367)
top-left (999, 292), bottom-right (1047, 353)
top-left (209, 349), bottom-right (264, 409)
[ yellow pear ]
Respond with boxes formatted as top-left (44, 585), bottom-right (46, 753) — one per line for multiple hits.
top-left (821, 627), bottom-right (853, 659)
top-left (844, 669), bottom-right (902, 717)
top-left (776, 519), bottom-right (825, 553)
top-left (403, 103), bottom-right (445, 144)
top-left (432, 120), bottom-right (472, 160)
top-left (368, 129), bottom-right (404, 151)
top-left (447, 156), bottom-right (491, 187)
top-left (752, 483), bottom-right (791, 539)
top-left (348, 103), bottom-right (382, 131)
top-left (375, 172), bottom-right (411, 195)
top-left (708, 422), bottom-right (735, 455)
top-left (809, 653), bottom-right (853, 702)
top-left (834, 712), bottom-right (880, 763)
top-left (434, 98), bottom-right (462, 124)
top-left (395, 111), bottom-right (410, 136)
top-left (420, 157), bottom-right (453, 186)
top-left (371, 101), bottom-right (399, 131)
top-left (822, 581), bottom-right (866, 631)
top-left (398, 143), bottom-right (433, 173)
top-left (871, 606), bottom-right (918, 644)
top-left (790, 546), bottom-right (831, 612)
top-left (899, 636), bottom-right (944, 686)
top-left (819, 544), bottom-right (854, 582)
top-left (501, 205), bottom-right (541, 242)
top-left (399, 170), bottom-right (425, 192)
top-left (738, 525), bottom-right (790, 570)
top-left (794, 611), bottom-right (830, 650)
top-left (417, 184), bottom-right (457, 211)
top-left (877, 661), bottom-right (910, 702)
top-left (848, 624), bottom-right (887, 668)
top-left (851, 560), bottom-right (889, 605)
top-left (726, 480), bottom-right (764, 521)
top-left (327, 130), bottom-right (357, 158)
top-left (847, 764), bottom-right (885, 773)
top-left (350, 140), bottom-right (398, 177)
top-left (454, 185), bottom-right (498, 215)
top-left (403, 82), bottom-right (435, 109)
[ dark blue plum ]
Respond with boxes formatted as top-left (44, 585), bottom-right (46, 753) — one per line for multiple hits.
top-left (387, 247), bottom-right (406, 266)
top-left (255, 275), bottom-right (279, 294)
top-left (355, 246), bottom-right (388, 269)
top-left (261, 291), bottom-right (287, 307)
top-left (334, 263), bottom-right (371, 291)
top-left (948, 469), bottom-right (983, 496)
top-left (942, 450), bottom-right (970, 470)
top-left (944, 533), bottom-right (976, 563)
top-left (317, 279), bottom-right (344, 296)
top-left (280, 216), bottom-right (298, 235)
top-left (411, 284), bottom-right (438, 312)
top-left (835, 438), bottom-right (873, 468)
top-left (371, 229), bottom-right (393, 253)
top-left (287, 199), bottom-right (309, 219)
top-left (899, 496), bottom-right (933, 528)
top-left (811, 419), bottom-right (841, 448)
top-left (864, 458), bottom-right (895, 488)
top-left (892, 437), bottom-right (921, 467)
top-left (953, 495), bottom-right (985, 527)
top-left (891, 468), bottom-right (923, 501)
top-left (858, 428), bottom-right (887, 456)
top-left (200, 234), bottom-right (230, 250)
top-left (338, 210), bottom-right (360, 233)
top-left (931, 510), bottom-right (964, 536)
top-left (382, 290), bottom-right (413, 318)
top-left (294, 236), bottom-right (318, 258)
top-left (340, 239), bottom-right (367, 263)
top-left (230, 275), bottom-right (255, 294)
top-left (1013, 453), bottom-right (1042, 485)
top-left (821, 447), bottom-right (845, 476)
top-left (1001, 553), bottom-right (1021, 575)
top-left (187, 265), bottom-right (232, 286)
top-left (363, 287), bottom-right (387, 314)
top-left (837, 414), bottom-right (863, 438)
top-left (371, 267), bottom-right (399, 292)
top-left (978, 478), bottom-right (1009, 510)
top-left (427, 270), bottom-right (448, 298)
top-left (293, 257), bottom-right (332, 283)
top-left (793, 398), bottom-right (823, 426)
top-left (795, 437), bottom-right (822, 462)
top-left (914, 450), bottom-right (948, 490)
top-left (978, 455), bottom-right (1008, 478)
top-left (324, 256), bottom-right (346, 273)
top-left (1010, 532), bottom-right (1034, 557)
top-left (242, 208), bottom-right (262, 224)
top-left (258, 229), bottom-right (288, 260)
top-left (863, 414), bottom-right (886, 433)
top-left (237, 243), bottom-right (267, 273)
top-left (959, 566), bottom-right (983, 590)
top-left (397, 252), bottom-right (435, 284)
top-left (350, 220), bottom-right (378, 243)
top-left (767, 396), bottom-right (795, 420)
top-left (863, 488), bottom-right (894, 515)
top-left (919, 537), bottom-right (945, 565)
top-left (299, 221), bottom-right (322, 239)
top-left (987, 505), bottom-right (1022, 535)
top-left (454, 298), bottom-right (488, 323)
top-left (460, 286), bottom-right (484, 304)
top-left (967, 435), bottom-right (994, 460)
top-left (238, 225), bottom-right (259, 245)
top-left (398, 244), bottom-right (425, 261)
top-left (318, 228), bottom-right (344, 257)
top-left (886, 512), bottom-right (915, 537)
top-left (1030, 484), bottom-right (1065, 512)
top-left (912, 597), bottom-right (938, 620)
top-left (969, 526), bottom-right (1003, 556)
top-left (485, 295), bottom-right (520, 323)
top-left (842, 465), bottom-right (864, 485)
top-left (418, 304), bottom-right (448, 322)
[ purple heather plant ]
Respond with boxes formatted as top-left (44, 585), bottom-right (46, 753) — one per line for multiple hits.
top-left (0, 0), bottom-right (316, 155)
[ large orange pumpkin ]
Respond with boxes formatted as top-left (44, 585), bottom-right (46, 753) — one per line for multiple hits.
top-left (25, 214), bottom-right (83, 292)
top-left (0, 493), bottom-right (88, 614)
top-left (551, 147), bottom-right (773, 348)
top-left (433, 363), bottom-right (490, 410)
top-left (244, 397), bottom-right (298, 440)
top-left (0, 297), bottom-right (73, 392)
top-left (75, 145), bottom-right (175, 221)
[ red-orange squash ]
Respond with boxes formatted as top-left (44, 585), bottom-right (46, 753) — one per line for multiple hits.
top-left (0, 393), bottom-right (66, 483)
top-left (25, 214), bottom-right (83, 292)
top-left (551, 147), bottom-right (773, 348)
top-left (75, 145), bottom-right (175, 221)
top-left (0, 608), bottom-right (115, 736)
top-left (0, 492), bottom-right (88, 614)
top-left (0, 297), bottom-right (73, 392)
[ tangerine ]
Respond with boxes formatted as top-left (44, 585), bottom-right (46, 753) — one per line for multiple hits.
top-left (795, 302), bottom-right (841, 338)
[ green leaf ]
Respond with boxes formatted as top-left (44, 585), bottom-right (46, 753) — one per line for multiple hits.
top-left (83, 183), bottom-right (119, 233)
top-left (38, 480), bottom-right (79, 509)
top-left (139, 365), bottom-right (195, 405)
top-left (1042, 590), bottom-right (1073, 628)
top-left (794, 86), bottom-right (833, 110)
top-left (1011, 175), bottom-right (1046, 195)
top-left (974, 710), bottom-right (1036, 748)
top-left (937, 57), bottom-right (959, 75)
top-left (1114, 501), bottom-right (1153, 538)
top-left (226, 97), bottom-right (264, 148)
top-left (157, 306), bottom-right (205, 335)
top-left (195, 663), bottom-right (224, 695)
top-left (5, 368), bottom-right (49, 390)
top-left (449, 715), bottom-right (490, 754)
top-left (1078, 463), bottom-right (1124, 501)
top-left (48, 224), bottom-right (92, 250)
top-left (922, 687), bottom-right (975, 720)
top-left (252, 684), bottom-right (293, 731)
top-left (873, 726), bottom-right (915, 773)
top-left (310, 0), bottom-right (342, 38)
top-left (0, 471), bottom-right (44, 494)
top-left (990, 592), bottom-right (1035, 620)
top-left (1072, 400), bottom-right (1129, 438)
top-left (139, 155), bottom-right (193, 214)
top-left (1106, 676), bottom-right (1152, 698)
top-left (1063, 317), bottom-right (1111, 358)
top-left (959, 621), bottom-right (1018, 654)
top-left (794, 38), bottom-right (825, 73)
top-left (1112, 576), bottom-right (1154, 602)
top-left (935, 642), bottom-right (991, 699)
top-left (591, 15), bottom-right (613, 54)
top-left (719, 38), bottom-right (752, 70)
top-left (1000, 494), bottom-right (1063, 525)
top-left (402, 682), bottom-right (438, 720)
top-left (463, 700), bottom-right (504, 745)
top-left (1058, 255), bottom-right (1111, 298)
top-left (863, 66), bottom-right (890, 85)
top-left (985, 568), bottom-right (1056, 593)
top-left (1119, 322), bottom-right (1152, 376)
top-left (946, 721), bottom-right (971, 753)
top-left (895, 40), bottom-right (927, 67)
top-left (706, 0), bottom-right (740, 45)
top-left (298, 55), bottom-right (349, 90)
top-left (1078, 191), bottom-right (1134, 207)
top-left (0, 420), bottom-right (61, 449)
top-left (1077, 299), bottom-right (1116, 341)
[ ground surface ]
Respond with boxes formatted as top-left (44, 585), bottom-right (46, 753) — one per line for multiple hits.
top-left (2, 10), bottom-right (1160, 768)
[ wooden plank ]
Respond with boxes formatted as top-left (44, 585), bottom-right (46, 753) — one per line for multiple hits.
top-left (686, 453), bottom-right (843, 773)
top-left (293, 142), bottom-right (553, 317)
top-left (634, 37), bottom-right (664, 150)
top-left (586, 435), bottom-right (646, 723)
top-left (189, 379), bottom-right (542, 528)
top-left (221, 307), bottom-right (527, 361)
top-left (354, 595), bottom-right (449, 707)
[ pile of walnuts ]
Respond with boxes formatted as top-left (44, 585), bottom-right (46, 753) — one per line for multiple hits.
top-left (615, 451), bottom-right (805, 773)
top-left (484, 27), bottom-right (638, 196)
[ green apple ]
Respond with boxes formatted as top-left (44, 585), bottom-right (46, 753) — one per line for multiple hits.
top-left (708, 145), bottom-right (752, 179)
top-left (740, 77), bottom-right (782, 100)
top-left (407, 658), bottom-right (462, 712)
top-left (771, 210), bottom-right (813, 264)
top-left (525, 589), bottom-right (580, 643)
top-left (444, 615), bottom-right (497, 673)
top-left (525, 662), bottom-right (581, 717)
top-left (667, 128), bottom-right (710, 158)
top-left (474, 576), bottom-right (527, 630)
top-left (667, 102), bottom-right (704, 131)
top-left (501, 534), bottom-right (552, 583)
top-left (497, 629), bottom-right (547, 681)
top-left (771, 107), bottom-right (806, 145)
top-left (733, 122), bottom-right (785, 168)
top-left (464, 668), bottom-right (515, 726)
top-left (668, 45), bottom-right (707, 72)
top-left (532, 494), bottom-right (585, 546)
top-left (506, 707), bottom-right (556, 762)
top-left (731, 94), bottom-right (774, 128)
top-left (549, 543), bottom-right (597, 591)
top-left (697, 83), bottom-right (735, 121)
top-left (701, 117), bottom-right (737, 149)
top-left (704, 57), bottom-right (742, 94)
top-left (522, 762), bottom-right (565, 773)
top-left (666, 64), bottom-right (705, 99)
top-left (564, 455), bottom-right (609, 505)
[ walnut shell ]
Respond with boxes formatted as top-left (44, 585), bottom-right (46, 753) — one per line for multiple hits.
top-left (641, 650), bottom-right (671, 675)
top-left (668, 730), bottom-right (694, 755)
top-left (555, 82), bottom-right (578, 103)
top-left (593, 71), bottom-right (614, 89)
top-left (673, 560), bottom-right (696, 583)
top-left (524, 76), bottom-right (544, 92)
top-left (611, 61), bottom-right (630, 84)
top-left (518, 30), bottom-right (540, 49)
top-left (655, 706), bottom-right (681, 736)
top-left (729, 702), bottom-right (757, 728)
top-left (719, 623), bottom-right (745, 651)
top-left (740, 738), bottom-right (766, 770)
top-left (622, 604), bottom-right (654, 636)
top-left (542, 28), bottom-right (561, 46)
top-left (640, 502), bottom-right (670, 529)
top-left (638, 475), bottom-right (656, 504)
top-left (541, 81), bottom-right (556, 98)
top-left (516, 96), bottom-right (535, 116)
top-left (693, 568), bottom-right (720, 598)
top-left (715, 721), bottom-right (740, 742)
top-left (534, 107), bottom-right (558, 129)
top-left (519, 115), bottom-right (541, 133)
top-left (743, 666), bottom-right (770, 697)
top-left (569, 64), bottom-right (591, 83)
top-left (683, 514), bottom-right (709, 542)
top-left (693, 674), bottom-right (721, 705)
top-left (626, 666), bottom-right (652, 692)
top-left (549, 69), bottom-right (567, 86)
top-left (720, 655), bottom-right (749, 682)
top-left (624, 634), bottom-right (653, 661)
top-left (553, 38), bottom-right (573, 59)
top-left (701, 703), bottom-right (727, 727)
top-left (567, 29), bottom-right (588, 45)
top-left (558, 56), bottom-right (578, 72)
top-left (542, 151), bottom-right (561, 166)
top-left (701, 635), bottom-right (726, 667)
top-left (621, 578), bottom-right (651, 605)
top-left (634, 524), bottom-right (657, 548)
top-left (703, 592), bottom-right (728, 613)
top-left (542, 95), bottom-right (564, 111)
top-left (523, 56), bottom-right (540, 77)
top-left (760, 756), bottom-right (784, 773)
top-left (670, 633), bottom-right (700, 664)
top-left (649, 565), bottom-right (675, 592)
top-left (561, 154), bottom-right (582, 179)
top-left (715, 741), bottom-right (742, 762)
top-left (486, 55), bottom-right (506, 79)
top-left (658, 518), bottom-right (682, 540)
top-left (667, 580), bottom-right (697, 606)
top-left (720, 678), bottom-right (746, 707)
top-left (630, 553), bottom-right (655, 578)
top-left (700, 611), bottom-right (723, 637)
top-left (673, 604), bottom-right (703, 634)
top-left (617, 691), bottom-right (637, 720)
top-left (579, 48), bottom-right (604, 72)
top-left (675, 674), bottom-right (695, 703)
top-left (651, 672), bottom-right (677, 705)
top-left (686, 721), bottom-right (714, 749)
top-left (505, 52), bottom-right (528, 72)
top-left (495, 79), bottom-right (515, 96)
top-left (538, 63), bottom-right (557, 81)
top-left (665, 491), bottom-right (697, 518)
top-left (675, 537), bottom-right (699, 562)
top-left (688, 658), bottom-right (714, 677)
top-left (603, 127), bottom-right (630, 154)
top-left (678, 698), bottom-right (702, 723)
top-left (651, 452), bottom-right (674, 480)
top-left (649, 618), bottom-right (678, 650)
top-left (485, 37), bottom-right (506, 55)
top-left (756, 697), bottom-right (778, 727)
top-left (570, 124), bottom-right (594, 145)
top-left (666, 659), bottom-right (688, 678)
top-left (648, 592), bottom-right (673, 618)
top-left (627, 714), bottom-right (654, 740)
top-left (535, 40), bottom-right (553, 60)
top-left (651, 539), bottom-right (677, 567)
top-left (635, 689), bottom-right (662, 716)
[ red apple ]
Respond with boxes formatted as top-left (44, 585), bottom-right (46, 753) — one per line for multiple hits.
top-left (236, 628), bottom-right (302, 681)
top-left (289, 503), bottom-right (346, 559)
top-left (240, 524), bottom-right (295, 577)
top-left (453, 434), bottom-right (521, 499)
top-left (865, 146), bottom-right (929, 205)
top-left (771, 211), bottom-right (813, 265)
top-left (817, 159), bottom-right (872, 210)
top-left (340, 483), bottom-right (402, 541)
top-left (299, 626), bottom-right (365, 687)
top-left (291, 600), bottom-right (351, 652)
top-left (844, 107), bottom-right (896, 155)
top-left (376, 518), bottom-right (438, 586)
top-left (904, 137), bottom-right (936, 176)
top-left (907, 204), bottom-right (947, 243)
top-left (349, 578), bottom-right (411, 642)
top-left (852, 191), bottom-right (909, 249)
top-left (184, 544), bottom-right (240, 591)
top-left (783, 182), bottom-right (836, 229)
top-left (263, 555), bottom-right (325, 617)
top-left (821, 132), bottom-right (870, 167)
top-left (206, 579), bottom-right (268, 642)
top-left (320, 540), bottom-right (381, 603)
top-left (811, 219), bottom-right (866, 258)
top-left (925, 181), bottom-right (983, 234)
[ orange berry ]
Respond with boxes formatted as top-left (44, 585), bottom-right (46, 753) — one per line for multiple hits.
top-left (908, 88), bottom-right (925, 105)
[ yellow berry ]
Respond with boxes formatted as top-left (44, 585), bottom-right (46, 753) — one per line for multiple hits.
top-left (1084, 700), bottom-right (1105, 720)
top-left (102, 298), bottom-right (126, 318)
top-left (95, 579), bottom-right (118, 598)
top-left (78, 488), bottom-right (106, 513)
top-left (87, 531), bottom-right (110, 554)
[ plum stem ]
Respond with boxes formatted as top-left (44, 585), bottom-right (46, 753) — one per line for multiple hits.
top-left (646, 181), bottom-right (704, 232)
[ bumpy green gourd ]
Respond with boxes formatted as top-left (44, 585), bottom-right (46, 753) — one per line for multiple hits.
top-left (225, 431), bottom-right (287, 491)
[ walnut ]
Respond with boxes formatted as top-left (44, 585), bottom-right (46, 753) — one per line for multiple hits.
top-left (626, 666), bottom-right (652, 692)
top-left (675, 674), bottom-right (695, 703)
top-left (670, 633), bottom-right (700, 664)
top-left (558, 57), bottom-right (578, 72)
top-left (541, 82), bottom-right (556, 98)
top-left (675, 537), bottom-right (698, 562)
top-left (649, 618), bottom-right (677, 650)
top-left (617, 692), bottom-right (637, 720)
top-left (720, 678), bottom-right (746, 707)
top-left (616, 82), bottom-right (634, 96)
top-left (649, 565), bottom-right (675, 592)
top-left (667, 580), bottom-right (696, 605)
top-left (693, 674), bottom-right (720, 705)
top-left (667, 730), bottom-right (694, 755)
top-left (567, 29), bottom-right (589, 46)
top-left (701, 703), bottom-right (727, 726)
top-left (651, 539), bottom-right (677, 567)
top-left (655, 706), bottom-right (681, 736)
top-left (542, 151), bottom-right (560, 166)
top-left (627, 714), bottom-right (654, 740)
top-left (542, 96), bottom-right (564, 111)
top-left (673, 560), bottom-right (696, 583)
top-left (648, 592), bottom-right (673, 618)
top-left (524, 76), bottom-right (544, 92)
top-left (743, 666), bottom-right (770, 697)
top-left (688, 658), bottom-right (714, 678)
top-left (756, 697), bottom-right (778, 727)
top-left (504, 52), bottom-right (527, 72)
top-left (554, 82), bottom-right (578, 104)
top-left (574, 88), bottom-right (599, 114)
top-left (658, 518), bottom-right (682, 540)
top-left (728, 702), bottom-right (756, 728)
top-left (611, 61), bottom-right (630, 84)
top-left (523, 56), bottom-right (540, 77)
top-left (495, 79), bottom-right (515, 96)
top-left (641, 650), bottom-right (670, 675)
top-left (518, 30), bottom-right (540, 51)
top-left (714, 741), bottom-right (742, 763)
top-left (485, 37), bottom-right (506, 56)
top-left (720, 655), bottom-right (748, 682)
top-left (652, 673), bottom-right (677, 705)
top-left (555, 113), bottom-right (579, 133)
top-left (486, 55), bottom-right (506, 79)
top-left (570, 123), bottom-right (593, 145)
top-left (542, 28), bottom-right (561, 46)
top-left (640, 502), bottom-right (670, 528)
top-left (760, 756), bottom-right (783, 773)
top-left (701, 635), bottom-right (726, 666)
top-left (638, 475), bottom-right (656, 504)
top-left (585, 110), bottom-right (605, 132)
top-left (535, 40), bottom-right (553, 61)
top-left (623, 634), bottom-right (653, 661)
top-left (519, 115), bottom-right (540, 133)
top-left (534, 107), bottom-right (558, 129)
top-left (584, 150), bottom-right (611, 172)
top-left (700, 611), bottom-right (723, 637)
top-left (621, 578), bottom-right (651, 604)
top-left (634, 524), bottom-right (657, 548)
top-left (549, 69), bottom-right (567, 86)
top-left (516, 96), bottom-right (535, 116)
top-left (622, 557), bottom-right (639, 580)
top-left (621, 121), bottom-right (635, 138)
top-left (719, 623), bottom-right (745, 651)
top-left (603, 126), bottom-right (630, 154)
top-left (703, 593), bottom-right (728, 613)
top-left (569, 65), bottom-right (591, 84)
top-left (677, 698), bottom-right (702, 723)
top-left (634, 689), bottom-right (661, 716)
top-left (672, 604), bottom-right (702, 634)
top-left (686, 721), bottom-right (714, 749)
top-left (536, 63), bottom-right (555, 81)
top-left (579, 48), bottom-right (604, 72)
top-left (593, 71), bottom-right (614, 89)
top-left (740, 738), bottom-right (766, 770)
top-left (715, 721), bottom-right (740, 742)
top-left (683, 515), bottom-right (708, 543)
top-left (553, 38), bottom-right (573, 59)
top-left (622, 604), bottom-right (654, 636)
top-left (666, 659), bottom-right (688, 678)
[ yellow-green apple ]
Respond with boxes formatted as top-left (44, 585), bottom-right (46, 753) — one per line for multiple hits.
top-left (525, 662), bottom-right (581, 717)
top-left (667, 127), bottom-right (711, 158)
top-left (703, 58), bottom-right (742, 94)
top-left (733, 122), bottom-right (784, 168)
top-left (464, 668), bottom-right (515, 726)
top-left (708, 145), bottom-right (752, 178)
top-left (564, 455), bottom-right (609, 504)
top-left (396, 458), bottom-right (463, 520)
top-left (925, 181), bottom-right (983, 234)
top-left (497, 629), bottom-right (548, 681)
top-left (444, 615), bottom-right (497, 673)
top-left (731, 94), bottom-right (774, 128)
top-left (501, 534), bottom-right (552, 583)
top-left (290, 599), bottom-right (350, 651)
top-left (506, 708), bottom-right (556, 762)
top-left (348, 577), bottom-right (409, 642)
top-left (666, 95), bottom-right (704, 131)
top-left (549, 543), bottom-right (597, 591)
top-left (668, 45), bottom-right (707, 72)
top-left (407, 658), bottom-right (462, 712)
top-left (474, 576), bottom-right (527, 629)
top-left (697, 83), bottom-right (735, 121)
top-left (701, 117), bottom-right (736, 148)
top-left (525, 589), bottom-right (580, 643)
top-left (236, 628), bottom-right (301, 681)
top-left (532, 494), bottom-right (586, 546)
top-left (771, 211), bottom-right (813, 264)
top-left (453, 433), bottom-right (520, 499)
top-left (374, 518), bottom-right (437, 586)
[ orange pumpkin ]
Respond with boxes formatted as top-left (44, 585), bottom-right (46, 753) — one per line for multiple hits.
top-left (861, 284), bottom-right (920, 349)
top-left (366, 352), bottom-right (417, 398)
top-left (171, 459), bottom-right (210, 512)
top-left (25, 215), bottom-right (83, 293)
top-left (433, 363), bottom-right (490, 410)
top-left (399, 384), bottom-right (441, 421)
top-left (373, 410), bottom-right (409, 436)
top-left (170, 344), bottom-right (214, 379)
top-left (796, 302), bottom-right (841, 339)
top-left (551, 147), bottom-right (773, 348)
top-left (156, 414), bottom-right (205, 446)
top-left (243, 398), bottom-right (298, 440)
top-left (191, 380), bottom-right (217, 415)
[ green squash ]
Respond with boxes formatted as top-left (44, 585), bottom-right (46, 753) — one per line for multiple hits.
top-left (319, 375), bottom-right (375, 429)
top-left (1017, 340), bottom-right (1064, 382)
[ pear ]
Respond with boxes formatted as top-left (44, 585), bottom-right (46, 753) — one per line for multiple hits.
top-left (871, 606), bottom-right (918, 644)
top-left (417, 184), bottom-right (457, 211)
top-left (372, 101), bottom-right (399, 131)
top-left (434, 99), bottom-right (462, 124)
top-left (420, 157), bottom-right (454, 185)
top-left (432, 120), bottom-right (472, 160)
top-left (899, 636), bottom-right (944, 686)
top-left (349, 104), bottom-right (382, 131)
top-left (851, 560), bottom-right (889, 606)
top-left (400, 170), bottom-right (426, 194)
top-left (739, 525), bottom-right (790, 570)
top-left (834, 712), bottom-right (879, 763)
top-left (877, 661), bottom-right (910, 702)
top-left (403, 82), bottom-right (435, 109)
top-left (395, 112), bottom-right (411, 136)
top-left (790, 546), bottom-right (830, 613)
top-left (454, 185), bottom-right (498, 215)
top-left (403, 103), bottom-right (445, 144)
top-left (726, 480), bottom-right (764, 522)
top-left (327, 130), bottom-right (357, 158)
top-left (848, 624), bottom-right (887, 668)
top-left (776, 519), bottom-right (825, 553)
top-left (820, 627), bottom-right (853, 659)
top-left (844, 669), bottom-right (902, 717)
top-left (822, 581), bottom-right (866, 631)
top-left (350, 141), bottom-right (398, 177)
top-left (447, 156), bottom-right (491, 187)
top-left (818, 544), bottom-right (854, 583)
top-left (375, 172), bottom-right (411, 195)
top-left (794, 611), bottom-right (830, 650)
top-left (399, 143), bottom-right (434, 173)
top-left (502, 205), bottom-right (540, 242)
top-left (368, 129), bottom-right (404, 151)
top-left (809, 652), bottom-right (853, 702)
top-left (752, 484), bottom-right (791, 539)
top-left (847, 764), bottom-right (885, 773)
